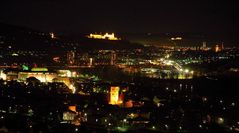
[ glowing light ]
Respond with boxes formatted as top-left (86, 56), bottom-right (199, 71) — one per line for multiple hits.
top-left (75, 128), bottom-right (78, 132)
top-left (89, 58), bottom-right (93, 66)
top-left (165, 54), bottom-right (170, 58)
top-left (128, 113), bottom-right (136, 118)
top-left (50, 32), bottom-right (56, 39)
top-left (165, 124), bottom-right (169, 129)
top-left (57, 70), bottom-right (72, 77)
top-left (163, 60), bottom-right (174, 66)
top-left (220, 100), bottom-right (223, 103)
top-left (184, 69), bottom-right (189, 73)
top-left (152, 126), bottom-right (156, 130)
top-left (202, 97), bottom-right (208, 102)
top-left (179, 126), bottom-right (182, 130)
top-left (217, 117), bottom-right (224, 124)
top-left (22, 65), bottom-right (29, 71)
top-left (31, 68), bottom-right (48, 72)
top-left (171, 37), bottom-right (182, 40)
top-left (125, 100), bottom-right (133, 108)
top-left (199, 124), bottom-right (202, 128)
top-left (69, 84), bottom-right (76, 93)
top-left (72, 71), bottom-right (77, 77)
top-left (12, 53), bottom-right (18, 56)
top-left (66, 71), bottom-right (71, 77)
top-left (123, 119), bottom-right (127, 122)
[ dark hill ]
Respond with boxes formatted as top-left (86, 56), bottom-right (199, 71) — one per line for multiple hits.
top-left (0, 23), bottom-right (144, 51)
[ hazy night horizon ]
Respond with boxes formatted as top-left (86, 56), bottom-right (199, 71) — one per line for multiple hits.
top-left (0, 0), bottom-right (238, 34)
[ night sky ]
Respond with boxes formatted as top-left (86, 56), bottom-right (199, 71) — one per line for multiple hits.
top-left (0, 0), bottom-right (238, 34)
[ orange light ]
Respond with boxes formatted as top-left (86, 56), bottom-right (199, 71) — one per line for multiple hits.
top-left (125, 100), bottom-right (133, 108)
top-left (215, 45), bottom-right (221, 52)
top-left (68, 106), bottom-right (76, 112)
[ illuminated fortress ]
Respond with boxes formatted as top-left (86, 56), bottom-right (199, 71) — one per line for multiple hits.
top-left (87, 33), bottom-right (120, 40)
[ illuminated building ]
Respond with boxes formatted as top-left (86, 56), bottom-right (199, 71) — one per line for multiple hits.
top-left (87, 33), bottom-right (120, 40)
top-left (67, 51), bottom-right (75, 65)
top-left (18, 68), bottom-right (57, 82)
top-left (63, 111), bottom-right (76, 121)
top-left (199, 42), bottom-right (210, 51)
top-left (16, 68), bottom-right (76, 92)
top-left (215, 45), bottom-right (221, 52)
top-left (4, 70), bottom-right (18, 81)
top-left (109, 86), bottom-right (123, 105)
top-left (109, 86), bottom-right (119, 105)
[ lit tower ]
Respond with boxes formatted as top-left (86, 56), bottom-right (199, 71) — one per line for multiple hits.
top-left (109, 86), bottom-right (123, 105)
top-left (110, 51), bottom-right (117, 65)
top-left (89, 58), bottom-right (93, 67)
top-left (67, 51), bottom-right (75, 65)
top-left (215, 45), bottom-right (220, 52)
top-left (202, 42), bottom-right (207, 50)
top-left (221, 43), bottom-right (224, 50)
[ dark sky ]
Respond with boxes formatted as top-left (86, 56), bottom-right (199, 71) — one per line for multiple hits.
top-left (0, 0), bottom-right (238, 34)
